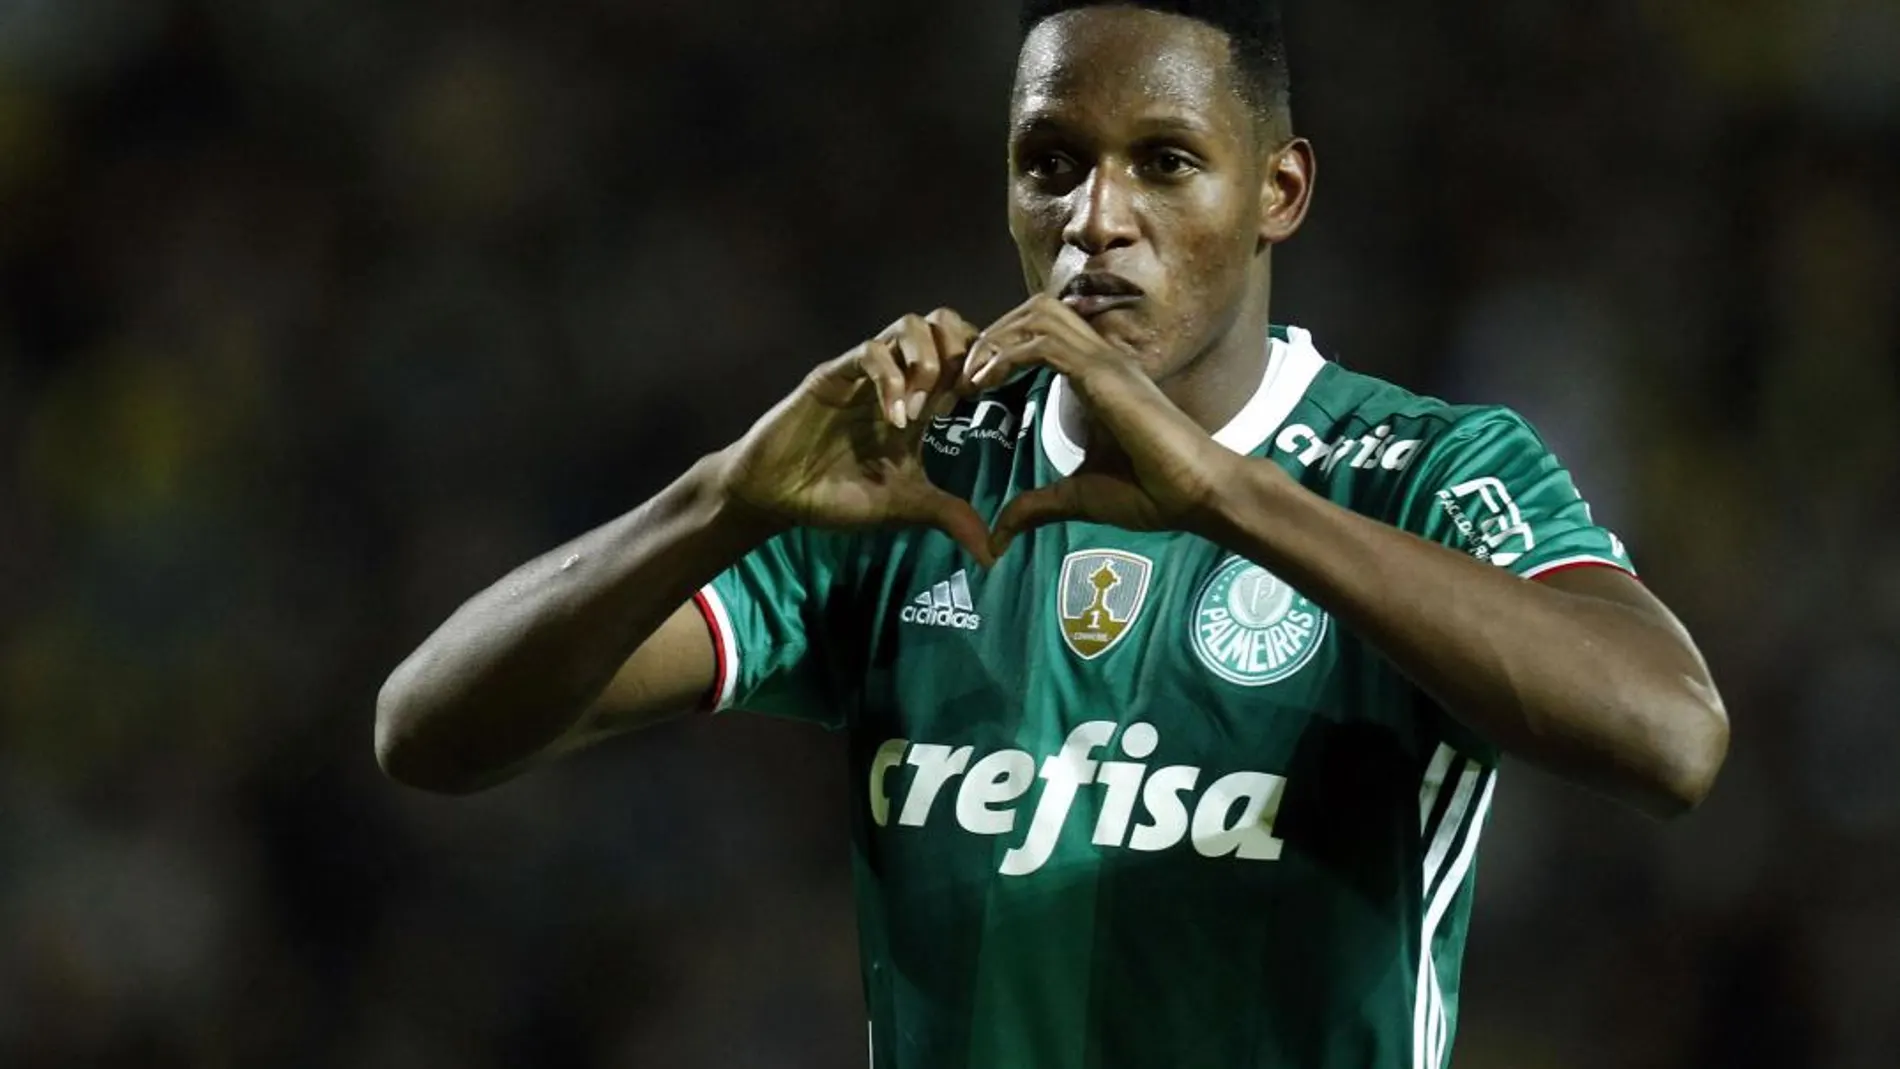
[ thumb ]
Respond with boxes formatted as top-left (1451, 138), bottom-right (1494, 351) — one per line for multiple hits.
top-left (904, 485), bottom-right (997, 569)
top-left (989, 478), bottom-right (1088, 559)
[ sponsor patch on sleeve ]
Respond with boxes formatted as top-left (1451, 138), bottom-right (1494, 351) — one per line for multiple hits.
top-left (1433, 476), bottom-right (1536, 568)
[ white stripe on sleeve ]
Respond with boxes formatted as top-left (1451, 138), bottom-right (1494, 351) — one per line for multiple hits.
top-left (697, 584), bottom-right (741, 711)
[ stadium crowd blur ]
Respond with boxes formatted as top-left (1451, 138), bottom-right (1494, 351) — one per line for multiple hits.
top-left (1, 1), bottom-right (1896, 1066)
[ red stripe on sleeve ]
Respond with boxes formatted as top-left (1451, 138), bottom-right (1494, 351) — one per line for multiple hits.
top-left (690, 589), bottom-right (728, 713)
top-left (1529, 560), bottom-right (1642, 584)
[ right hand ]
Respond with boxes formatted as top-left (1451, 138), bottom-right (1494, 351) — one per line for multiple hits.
top-left (715, 308), bottom-right (996, 567)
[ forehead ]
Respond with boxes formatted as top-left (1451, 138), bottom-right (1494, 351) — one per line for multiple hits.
top-left (1011, 7), bottom-right (1247, 134)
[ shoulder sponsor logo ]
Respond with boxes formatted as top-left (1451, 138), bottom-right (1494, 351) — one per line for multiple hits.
top-left (900, 569), bottom-right (981, 630)
top-left (924, 400), bottom-right (1020, 457)
top-left (1434, 476), bottom-right (1535, 567)
top-left (1275, 423), bottom-right (1421, 475)
top-left (867, 721), bottom-right (1287, 876)
top-left (1056, 549), bottom-right (1153, 660)
top-left (1191, 556), bottom-right (1329, 686)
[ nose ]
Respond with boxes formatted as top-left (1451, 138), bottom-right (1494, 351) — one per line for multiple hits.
top-left (1061, 165), bottom-right (1139, 255)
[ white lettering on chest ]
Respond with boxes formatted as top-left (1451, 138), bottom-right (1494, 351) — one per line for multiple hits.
top-left (868, 721), bottom-right (1288, 875)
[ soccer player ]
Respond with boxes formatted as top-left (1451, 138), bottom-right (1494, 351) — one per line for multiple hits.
top-left (376, 2), bottom-right (1729, 1066)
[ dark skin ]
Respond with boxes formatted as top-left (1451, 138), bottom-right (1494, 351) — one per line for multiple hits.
top-left (376, 7), bottom-right (1726, 815)
top-left (959, 8), bottom-right (1727, 813)
top-left (1000, 7), bottom-right (1302, 434)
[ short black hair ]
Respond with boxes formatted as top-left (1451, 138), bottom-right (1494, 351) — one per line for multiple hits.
top-left (1019, 1), bottom-right (1291, 126)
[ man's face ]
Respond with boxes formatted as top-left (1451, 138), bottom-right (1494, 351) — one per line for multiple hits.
top-left (1008, 7), bottom-right (1269, 381)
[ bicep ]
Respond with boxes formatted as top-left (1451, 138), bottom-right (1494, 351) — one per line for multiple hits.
top-left (582, 599), bottom-right (718, 737)
top-left (1536, 565), bottom-right (1688, 643)
top-left (1536, 565), bottom-right (1721, 694)
top-left (449, 600), bottom-right (717, 783)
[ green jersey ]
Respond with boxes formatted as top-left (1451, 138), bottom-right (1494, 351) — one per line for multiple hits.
top-left (693, 326), bottom-right (1632, 1069)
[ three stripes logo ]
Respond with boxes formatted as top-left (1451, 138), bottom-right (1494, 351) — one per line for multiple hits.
top-left (900, 570), bottom-right (982, 631)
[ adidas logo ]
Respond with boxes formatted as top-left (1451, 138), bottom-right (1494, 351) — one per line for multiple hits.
top-left (899, 570), bottom-right (982, 631)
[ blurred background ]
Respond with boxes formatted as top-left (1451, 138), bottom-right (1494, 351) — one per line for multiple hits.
top-left (1, 0), bottom-right (1896, 1066)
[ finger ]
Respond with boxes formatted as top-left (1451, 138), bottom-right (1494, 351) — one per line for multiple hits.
top-left (966, 294), bottom-right (1091, 393)
top-left (988, 478), bottom-right (1087, 559)
top-left (925, 308), bottom-right (978, 403)
top-left (902, 485), bottom-right (997, 569)
top-left (986, 291), bottom-right (1053, 334)
top-left (960, 298), bottom-right (1041, 392)
top-left (1031, 291), bottom-right (1100, 336)
top-left (853, 338), bottom-right (910, 428)
top-left (925, 307), bottom-right (979, 359)
top-left (884, 315), bottom-right (941, 424)
top-left (956, 336), bottom-right (990, 396)
top-left (957, 336), bottom-right (989, 394)
top-left (959, 330), bottom-right (1032, 396)
top-left (922, 386), bottom-right (962, 424)
top-left (970, 333), bottom-right (1067, 389)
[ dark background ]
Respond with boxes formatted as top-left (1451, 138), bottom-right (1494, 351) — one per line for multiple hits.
top-left (2, 1), bottom-right (1897, 1066)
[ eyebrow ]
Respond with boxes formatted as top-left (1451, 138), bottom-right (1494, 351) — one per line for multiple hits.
top-left (1131, 114), bottom-right (1217, 137)
top-left (1010, 110), bottom-right (1219, 139)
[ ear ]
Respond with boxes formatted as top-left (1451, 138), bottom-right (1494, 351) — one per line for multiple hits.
top-left (1257, 137), bottom-right (1315, 247)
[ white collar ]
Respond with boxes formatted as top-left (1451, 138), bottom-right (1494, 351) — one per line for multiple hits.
top-left (1039, 326), bottom-right (1327, 477)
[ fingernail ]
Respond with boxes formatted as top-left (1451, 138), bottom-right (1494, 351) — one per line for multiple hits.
top-left (907, 391), bottom-right (927, 422)
top-left (890, 400), bottom-right (907, 429)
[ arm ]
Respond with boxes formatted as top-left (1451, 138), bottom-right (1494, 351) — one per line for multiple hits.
top-left (376, 310), bottom-right (990, 794)
top-left (1199, 463), bottom-right (1728, 816)
top-left (374, 454), bottom-right (775, 794)
top-left (966, 295), bottom-right (1728, 818)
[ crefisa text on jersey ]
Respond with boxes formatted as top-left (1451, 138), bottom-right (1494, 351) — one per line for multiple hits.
top-left (1275, 422), bottom-right (1421, 475)
top-left (868, 721), bottom-right (1287, 876)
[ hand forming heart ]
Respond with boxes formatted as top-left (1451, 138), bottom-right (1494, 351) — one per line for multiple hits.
top-left (715, 296), bottom-right (1239, 568)
top-left (960, 294), bottom-right (1239, 559)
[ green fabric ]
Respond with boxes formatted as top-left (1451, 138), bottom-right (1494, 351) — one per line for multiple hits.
top-left (699, 326), bottom-right (1630, 1069)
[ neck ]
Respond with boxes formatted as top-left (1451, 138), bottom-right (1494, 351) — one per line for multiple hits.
top-left (1060, 266), bottom-right (1276, 446)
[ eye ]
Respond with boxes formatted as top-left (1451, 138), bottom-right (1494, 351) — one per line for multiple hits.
top-left (1145, 149), bottom-right (1200, 179)
top-left (1023, 151), bottom-right (1078, 181)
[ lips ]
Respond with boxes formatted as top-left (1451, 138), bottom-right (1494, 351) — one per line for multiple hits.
top-left (1059, 272), bottom-right (1144, 318)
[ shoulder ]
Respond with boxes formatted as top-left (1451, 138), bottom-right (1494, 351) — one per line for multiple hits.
top-left (1271, 357), bottom-right (1541, 481)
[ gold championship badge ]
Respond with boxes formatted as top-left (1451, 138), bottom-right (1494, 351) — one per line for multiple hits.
top-left (1056, 549), bottom-right (1154, 660)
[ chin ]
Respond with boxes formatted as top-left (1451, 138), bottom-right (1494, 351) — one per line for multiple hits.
top-left (1088, 316), bottom-right (1155, 365)
top-left (1121, 342), bottom-right (1181, 382)
top-left (1102, 328), bottom-right (1183, 382)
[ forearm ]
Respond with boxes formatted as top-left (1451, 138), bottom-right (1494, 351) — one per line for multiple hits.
top-left (375, 451), bottom-right (777, 791)
top-left (1199, 459), bottom-right (1726, 815)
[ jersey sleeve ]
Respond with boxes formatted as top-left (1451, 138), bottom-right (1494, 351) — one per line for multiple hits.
top-left (1395, 408), bottom-right (1636, 581)
top-left (692, 527), bottom-right (856, 729)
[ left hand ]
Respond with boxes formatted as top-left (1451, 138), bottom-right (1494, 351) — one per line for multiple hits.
top-left (960, 294), bottom-right (1239, 559)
